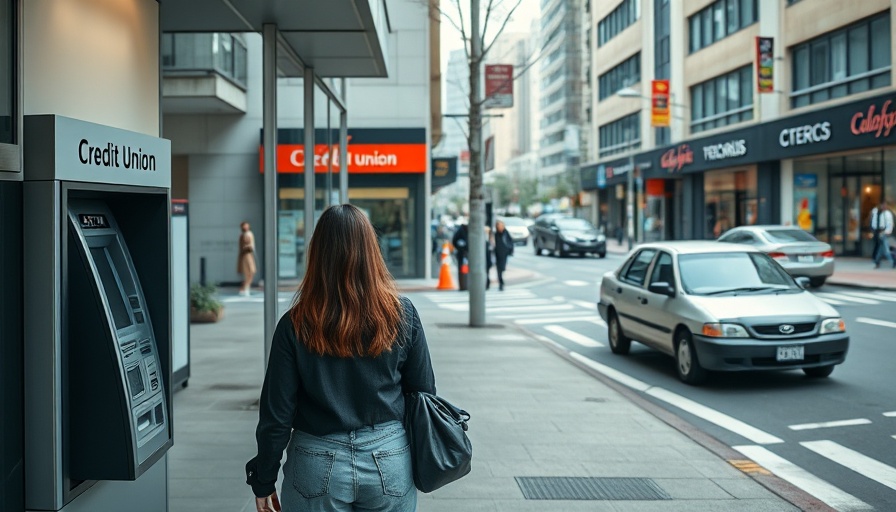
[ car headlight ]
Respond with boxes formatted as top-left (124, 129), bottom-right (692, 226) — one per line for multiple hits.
top-left (702, 323), bottom-right (749, 338)
top-left (597, 234), bottom-right (606, 242)
top-left (820, 318), bottom-right (846, 334)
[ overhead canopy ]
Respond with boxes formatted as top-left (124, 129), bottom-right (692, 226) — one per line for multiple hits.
top-left (160, 0), bottom-right (390, 77)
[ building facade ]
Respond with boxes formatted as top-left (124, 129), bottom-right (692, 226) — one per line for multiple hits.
top-left (582, 0), bottom-right (896, 258)
top-left (538, 0), bottom-right (584, 190)
top-left (163, 0), bottom-right (438, 284)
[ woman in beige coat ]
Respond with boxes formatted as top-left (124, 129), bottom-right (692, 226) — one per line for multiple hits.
top-left (238, 221), bottom-right (256, 296)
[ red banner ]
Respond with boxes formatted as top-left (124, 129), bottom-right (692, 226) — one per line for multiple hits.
top-left (651, 80), bottom-right (670, 127)
top-left (484, 64), bottom-right (513, 109)
top-left (756, 37), bottom-right (774, 93)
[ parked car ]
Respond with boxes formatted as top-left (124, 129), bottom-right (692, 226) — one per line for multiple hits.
top-left (497, 216), bottom-right (530, 246)
top-left (597, 241), bottom-right (848, 385)
top-left (529, 215), bottom-right (607, 257)
top-left (717, 225), bottom-right (834, 287)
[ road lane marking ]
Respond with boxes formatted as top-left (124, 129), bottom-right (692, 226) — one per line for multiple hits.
top-left (569, 352), bottom-right (651, 392)
top-left (813, 292), bottom-right (880, 305)
top-left (646, 388), bottom-right (784, 445)
top-left (544, 325), bottom-right (603, 348)
top-left (566, 352), bottom-right (783, 445)
top-left (789, 419), bottom-right (872, 431)
top-left (733, 445), bottom-right (872, 511)
top-left (562, 280), bottom-right (590, 287)
top-left (884, 412), bottom-right (896, 417)
top-left (839, 291), bottom-right (896, 302)
top-left (512, 315), bottom-right (606, 325)
top-left (802, 440), bottom-right (896, 492)
top-left (569, 299), bottom-right (599, 310)
top-left (856, 317), bottom-right (896, 329)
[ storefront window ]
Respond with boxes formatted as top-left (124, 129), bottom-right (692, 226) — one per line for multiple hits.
top-left (795, 151), bottom-right (888, 257)
top-left (1, 0), bottom-right (14, 145)
top-left (703, 167), bottom-right (757, 239)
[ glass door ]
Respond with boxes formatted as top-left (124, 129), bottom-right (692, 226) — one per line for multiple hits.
top-left (829, 173), bottom-right (881, 256)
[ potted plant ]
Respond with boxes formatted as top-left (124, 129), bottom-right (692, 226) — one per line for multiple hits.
top-left (190, 284), bottom-right (224, 323)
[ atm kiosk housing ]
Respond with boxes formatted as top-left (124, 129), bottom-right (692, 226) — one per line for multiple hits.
top-left (24, 115), bottom-right (172, 511)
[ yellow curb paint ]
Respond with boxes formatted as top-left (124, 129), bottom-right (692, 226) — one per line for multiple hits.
top-left (729, 459), bottom-right (772, 476)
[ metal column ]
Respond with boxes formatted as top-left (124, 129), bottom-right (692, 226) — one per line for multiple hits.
top-left (262, 24), bottom-right (278, 366)
top-left (339, 78), bottom-right (348, 205)
top-left (304, 67), bottom-right (316, 267)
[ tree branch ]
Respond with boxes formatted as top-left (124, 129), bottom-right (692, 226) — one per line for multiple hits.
top-left (480, 0), bottom-right (496, 55)
top-left (482, 0), bottom-right (524, 58)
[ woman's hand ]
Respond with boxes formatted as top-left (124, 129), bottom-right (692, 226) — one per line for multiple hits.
top-left (255, 491), bottom-right (281, 512)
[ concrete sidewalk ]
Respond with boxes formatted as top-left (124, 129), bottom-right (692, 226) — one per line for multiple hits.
top-left (168, 288), bottom-right (818, 511)
top-left (605, 238), bottom-right (896, 290)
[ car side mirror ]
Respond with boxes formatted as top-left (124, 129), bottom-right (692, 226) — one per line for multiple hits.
top-left (648, 282), bottom-right (675, 297)
top-left (550, 225), bottom-right (559, 232)
top-left (795, 276), bottom-right (810, 289)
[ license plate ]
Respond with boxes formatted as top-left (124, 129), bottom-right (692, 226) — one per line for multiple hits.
top-left (776, 346), bottom-right (804, 361)
top-left (797, 255), bottom-right (814, 263)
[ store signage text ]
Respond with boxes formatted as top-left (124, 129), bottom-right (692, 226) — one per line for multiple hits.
top-left (660, 145), bottom-right (694, 172)
top-left (78, 139), bottom-right (157, 171)
top-left (851, 100), bottom-right (896, 138)
top-left (261, 142), bottom-right (427, 174)
top-left (779, 122), bottom-right (831, 147)
top-left (703, 139), bottom-right (747, 161)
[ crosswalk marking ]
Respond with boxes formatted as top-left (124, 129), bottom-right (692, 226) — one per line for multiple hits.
top-left (438, 303), bottom-right (575, 313)
top-left (813, 292), bottom-right (880, 305)
top-left (562, 280), bottom-right (590, 287)
top-left (568, 299), bottom-right (598, 311)
top-left (802, 440), bottom-right (896, 492)
top-left (788, 419), bottom-right (872, 431)
top-left (856, 317), bottom-right (896, 329)
top-left (733, 445), bottom-right (872, 511)
top-left (512, 315), bottom-right (605, 325)
top-left (544, 325), bottom-right (603, 348)
top-left (839, 291), bottom-right (896, 302)
top-left (883, 411), bottom-right (896, 417)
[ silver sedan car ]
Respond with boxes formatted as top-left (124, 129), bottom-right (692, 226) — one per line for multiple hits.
top-left (597, 242), bottom-right (849, 385)
top-left (717, 225), bottom-right (834, 287)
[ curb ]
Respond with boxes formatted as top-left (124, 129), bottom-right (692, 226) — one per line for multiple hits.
top-left (512, 323), bottom-right (838, 512)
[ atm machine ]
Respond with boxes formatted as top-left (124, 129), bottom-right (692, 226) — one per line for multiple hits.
top-left (23, 115), bottom-right (172, 511)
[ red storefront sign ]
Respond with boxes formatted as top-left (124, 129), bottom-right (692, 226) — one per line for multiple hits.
top-left (660, 145), bottom-right (694, 172)
top-left (850, 100), bottom-right (896, 139)
top-left (260, 142), bottom-right (427, 174)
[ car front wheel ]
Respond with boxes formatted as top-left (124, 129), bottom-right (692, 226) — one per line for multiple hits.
top-left (803, 365), bottom-right (834, 378)
top-left (675, 331), bottom-right (707, 385)
top-left (809, 276), bottom-right (826, 288)
top-left (608, 312), bottom-right (631, 355)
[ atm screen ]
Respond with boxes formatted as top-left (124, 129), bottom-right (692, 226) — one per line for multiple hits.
top-left (126, 365), bottom-right (145, 398)
top-left (89, 247), bottom-right (132, 330)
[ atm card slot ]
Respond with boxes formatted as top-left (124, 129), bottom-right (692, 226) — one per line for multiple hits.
top-left (121, 340), bottom-right (138, 353)
top-left (136, 410), bottom-right (153, 432)
top-left (140, 346), bottom-right (152, 355)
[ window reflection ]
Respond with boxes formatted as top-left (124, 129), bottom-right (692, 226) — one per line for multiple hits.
top-left (0, 0), bottom-right (13, 145)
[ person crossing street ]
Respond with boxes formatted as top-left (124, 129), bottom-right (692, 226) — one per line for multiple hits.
top-left (492, 220), bottom-right (515, 291)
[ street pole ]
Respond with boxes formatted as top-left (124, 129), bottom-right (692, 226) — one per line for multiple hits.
top-left (626, 128), bottom-right (634, 251)
top-left (468, 0), bottom-right (486, 326)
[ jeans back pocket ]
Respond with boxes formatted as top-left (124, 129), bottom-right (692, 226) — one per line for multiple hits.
top-left (372, 444), bottom-right (413, 497)
top-left (291, 446), bottom-right (336, 498)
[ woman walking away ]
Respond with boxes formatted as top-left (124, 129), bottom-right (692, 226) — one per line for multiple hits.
top-left (237, 221), bottom-right (257, 296)
top-left (493, 220), bottom-right (515, 291)
top-left (246, 204), bottom-right (436, 512)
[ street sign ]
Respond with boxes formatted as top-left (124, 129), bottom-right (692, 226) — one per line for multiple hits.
top-left (484, 64), bottom-right (513, 109)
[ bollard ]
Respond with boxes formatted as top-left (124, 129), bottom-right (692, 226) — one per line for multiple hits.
top-left (200, 256), bottom-right (207, 286)
top-left (458, 257), bottom-right (469, 291)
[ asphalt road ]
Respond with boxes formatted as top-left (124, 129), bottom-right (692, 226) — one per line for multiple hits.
top-left (420, 248), bottom-right (896, 511)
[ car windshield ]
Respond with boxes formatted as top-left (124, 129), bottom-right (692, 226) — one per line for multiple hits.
top-left (555, 218), bottom-right (594, 230)
top-left (499, 217), bottom-right (527, 226)
top-left (678, 252), bottom-right (797, 295)
top-left (762, 229), bottom-right (818, 243)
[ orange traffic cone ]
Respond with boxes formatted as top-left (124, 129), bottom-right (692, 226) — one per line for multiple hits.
top-left (437, 243), bottom-right (455, 290)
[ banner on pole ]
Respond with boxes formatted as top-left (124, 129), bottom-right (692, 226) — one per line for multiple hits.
top-left (756, 37), bottom-right (774, 93)
top-left (651, 80), bottom-right (670, 127)
top-left (484, 65), bottom-right (514, 109)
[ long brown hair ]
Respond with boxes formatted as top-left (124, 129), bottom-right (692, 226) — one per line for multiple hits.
top-left (290, 204), bottom-right (401, 357)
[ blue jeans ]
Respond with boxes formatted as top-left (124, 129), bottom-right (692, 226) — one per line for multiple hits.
top-left (874, 235), bottom-right (894, 265)
top-left (280, 420), bottom-right (416, 512)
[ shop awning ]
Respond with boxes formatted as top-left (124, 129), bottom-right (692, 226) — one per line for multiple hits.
top-left (160, 0), bottom-right (390, 78)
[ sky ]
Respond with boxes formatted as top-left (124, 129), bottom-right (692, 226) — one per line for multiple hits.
top-left (438, 0), bottom-right (540, 75)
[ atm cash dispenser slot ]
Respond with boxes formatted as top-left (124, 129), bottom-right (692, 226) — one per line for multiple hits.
top-left (65, 200), bottom-right (171, 481)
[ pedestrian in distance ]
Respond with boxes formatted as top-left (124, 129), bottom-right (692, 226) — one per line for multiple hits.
top-left (451, 222), bottom-right (468, 276)
top-left (238, 221), bottom-right (257, 296)
top-left (492, 220), bottom-right (515, 291)
top-left (870, 199), bottom-right (895, 269)
top-left (485, 226), bottom-right (493, 290)
top-left (246, 204), bottom-right (436, 512)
